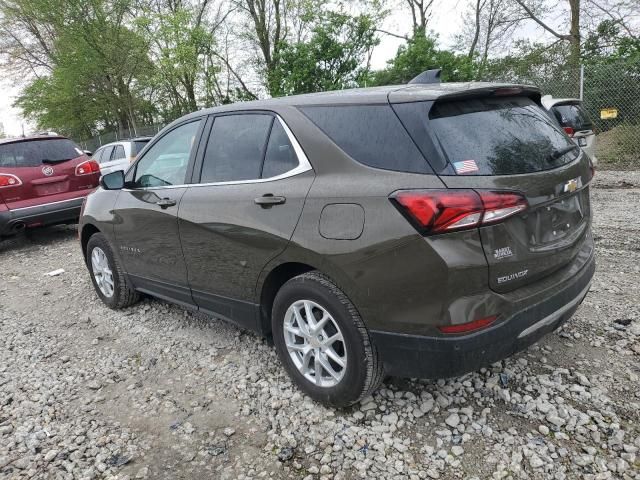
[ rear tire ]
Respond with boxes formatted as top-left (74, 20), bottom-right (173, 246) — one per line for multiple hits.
top-left (272, 271), bottom-right (384, 407)
top-left (86, 233), bottom-right (139, 309)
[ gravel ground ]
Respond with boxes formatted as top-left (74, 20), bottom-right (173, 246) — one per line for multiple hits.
top-left (1, 170), bottom-right (639, 480)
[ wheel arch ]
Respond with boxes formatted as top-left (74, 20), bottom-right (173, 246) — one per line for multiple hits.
top-left (80, 223), bottom-right (101, 259)
top-left (256, 251), bottom-right (365, 337)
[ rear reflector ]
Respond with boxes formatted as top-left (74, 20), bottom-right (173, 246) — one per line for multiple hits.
top-left (0, 173), bottom-right (22, 188)
top-left (438, 315), bottom-right (497, 334)
top-left (75, 160), bottom-right (100, 176)
top-left (390, 189), bottom-right (527, 235)
top-left (563, 126), bottom-right (575, 137)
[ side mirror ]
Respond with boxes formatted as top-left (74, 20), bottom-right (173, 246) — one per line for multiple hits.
top-left (100, 170), bottom-right (125, 190)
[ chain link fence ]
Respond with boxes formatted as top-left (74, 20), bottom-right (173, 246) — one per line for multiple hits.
top-left (77, 124), bottom-right (165, 154)
top-left (482, 59), bottom-right (640, 169)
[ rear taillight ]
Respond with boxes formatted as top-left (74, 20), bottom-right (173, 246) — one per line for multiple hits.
top-left (563, 126), bottom-right (575, 137)
top-left (0, 173), bottom-right (22, 188)
top-left (390, 189), bottom-right (527, 235)
top-left (75, 160), bottom-right (100, 176)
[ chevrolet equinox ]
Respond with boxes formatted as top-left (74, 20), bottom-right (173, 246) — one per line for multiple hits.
top-left (79, 72), bottom-right (595, 407)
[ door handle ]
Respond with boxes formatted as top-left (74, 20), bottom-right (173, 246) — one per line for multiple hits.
top-left (156, 198), bottom-right (177, 209)
top-left (254, 194), bottom-right (286, 207)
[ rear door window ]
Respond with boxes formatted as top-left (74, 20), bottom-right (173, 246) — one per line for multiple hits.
top-left (92, 148), bottom-right (104, 163)
top-left (200, 114), bottom-right (273, 183)
top-left (0, 138), bottom-right (81, 168)
top-left (551, 103), bottom-right (593, 131)
top-left (101, 146), bottom-right (115, 163)
top-left (113, 145), bottom-right (126, 160)
top-left (300, 105), bottom-right (431, 174)
top-left (428, 97), bottom-right (580, 175)
top-left (132, 140), bottom-right (150, 156)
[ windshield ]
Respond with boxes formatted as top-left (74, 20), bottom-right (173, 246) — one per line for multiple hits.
top-left (0, 138), bottom-right (81, 168)
top-left (429, 96), bottom-right (580, 175)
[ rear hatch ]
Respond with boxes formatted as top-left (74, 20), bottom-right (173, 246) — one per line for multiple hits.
top-left (0, 137), bottom-right (97, 207)
top-left (394, 93), bottom-right (592, 293)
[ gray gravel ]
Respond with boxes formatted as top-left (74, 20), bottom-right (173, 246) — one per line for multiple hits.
top-left (1, 170), bottom-right (639, 480)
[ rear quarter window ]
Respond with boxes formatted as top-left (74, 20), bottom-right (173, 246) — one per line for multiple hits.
top-left (428, 97), bottom-right (580, 175)
top-left (299, 105), bottom-right (431, 174)
top-left (0, 138), bottom-right (81, 168)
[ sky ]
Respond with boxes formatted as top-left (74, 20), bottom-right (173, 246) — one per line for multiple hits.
top-left (0, 2), bottom-right (464, 137)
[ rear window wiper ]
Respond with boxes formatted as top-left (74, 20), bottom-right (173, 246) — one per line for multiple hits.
top-left (547, 145), bottom-right (579, 162)
top-left (42, 158), bottom-right (73, 164)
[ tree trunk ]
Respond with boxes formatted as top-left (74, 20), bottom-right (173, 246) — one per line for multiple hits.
top-left (568, 0), bottom-right (581, 66)
top-left (468, 0), bottom-right (482, 59)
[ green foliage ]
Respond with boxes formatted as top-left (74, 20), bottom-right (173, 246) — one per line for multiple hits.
top-left (135, 5), bottom-right (217, 118)
top-left (12, 0), bottom-right (156, 139)
top-left (268, 11), bottom-right (379, 96)
top-left (369, 30), bottom-right (475, 86)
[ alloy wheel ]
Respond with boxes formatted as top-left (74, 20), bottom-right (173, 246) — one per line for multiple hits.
top-left (283, 300), bottom-right (347, 387)
top-left (91, 247), bottom-right (114, 298)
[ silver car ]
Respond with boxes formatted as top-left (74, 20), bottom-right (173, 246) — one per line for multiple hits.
top-left (542, 96), bottom-right (598, 167)
top-left (92, 137), bottom-right (152, 175)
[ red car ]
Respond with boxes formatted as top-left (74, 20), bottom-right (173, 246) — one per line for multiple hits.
top-left (0, 135), bottom-right (100, 238)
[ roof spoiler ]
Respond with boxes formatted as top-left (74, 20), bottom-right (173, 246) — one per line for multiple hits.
top-left (408, 69), bottom-right (441, 85)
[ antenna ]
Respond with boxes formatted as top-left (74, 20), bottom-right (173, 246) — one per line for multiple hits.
top-left (408, 69), bottom-right (442, 85)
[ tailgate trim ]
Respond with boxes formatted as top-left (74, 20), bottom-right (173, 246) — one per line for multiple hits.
top-left (517, 282), bottom-right (591, 339)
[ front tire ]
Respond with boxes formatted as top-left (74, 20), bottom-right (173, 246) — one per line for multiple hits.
top-left (86, 233), bottom-right (139, 309)
top-left (272, 272), bottom-right (384, 407)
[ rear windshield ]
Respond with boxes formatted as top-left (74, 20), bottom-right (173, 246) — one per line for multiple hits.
top-left (552, 103), bottom-right (593, 131)
top-left (0, 138), bottom-right (81, 168)
top-left (429, 97), bottom-right (580, 175)
top-left (132, 140), bottom-right (150, 156)
top-left (300, 105), bottom-right (431, 174)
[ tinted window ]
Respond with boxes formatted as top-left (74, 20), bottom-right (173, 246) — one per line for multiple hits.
top-left (134, 120), bottom-right (201, 188)
top-left (429, 97), bottom-right (580, 175)
top-left (201, 114), bottom-right (273, 183)
top-left (113, 145), bottom-right (126, 160)
top-left (552, 103), bottom-right (593, 131)
top-left (92, 148), bottom-right (104, 163)
top-left (132, 140), bottom-right (150, 156)
top-left (262, 121), bottom-right (299, 178)
top-left (101, 146), bottom-right (114, 164)
top-left (0, 138), bottom-right (82, 168)
top-left (300, 105), bottom-right (430, 174)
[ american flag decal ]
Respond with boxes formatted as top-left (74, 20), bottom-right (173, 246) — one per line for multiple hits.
top-left (454, 160), bottom-right (479, 174)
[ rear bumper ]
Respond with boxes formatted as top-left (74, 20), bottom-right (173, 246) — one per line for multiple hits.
top-left (371, 252), bottom-right (595, 379)
top-left (0, 196), bottom-right (85, 236)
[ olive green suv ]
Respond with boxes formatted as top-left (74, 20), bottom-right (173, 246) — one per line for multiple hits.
top-left (79, 72), bottom-right (595, 407)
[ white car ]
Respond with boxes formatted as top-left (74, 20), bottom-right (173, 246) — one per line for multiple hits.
top-left (541, 96), bottom-right (598, 167)
top-left (92, 138), bottom-right (152, 175)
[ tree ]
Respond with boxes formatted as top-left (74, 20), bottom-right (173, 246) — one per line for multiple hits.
top-left (11, 0), bottom-right (156, 138)
top-left (404, 0), bottom-right (435, 36)
top-left (457, 0), bottom-right (523, 73)
top-left (370, 30), bottom-right (475, 85)
top-left (513, 0), bottom-right (582, 69)
top-left (137, 1), bottom-right (218, 117)
top-left (269, 11), bottom-right (379, 96)
top-left (230, 0), bottom-right (325, 96)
